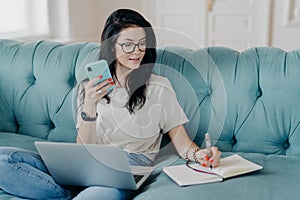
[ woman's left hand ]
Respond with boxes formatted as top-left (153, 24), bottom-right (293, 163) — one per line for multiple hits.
top-left (208, 146), bottom-right (221, 168)
top-left (194, 146), bottom-right (221, 167)
top-left (194, 147), bottom-right (221, 168)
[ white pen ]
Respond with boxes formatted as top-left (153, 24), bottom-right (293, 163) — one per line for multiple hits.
top-left (205, 133), bottom-right (212, 169)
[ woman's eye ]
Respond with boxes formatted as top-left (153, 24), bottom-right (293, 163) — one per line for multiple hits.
top-left (123, 43), bottom-right (133, 47)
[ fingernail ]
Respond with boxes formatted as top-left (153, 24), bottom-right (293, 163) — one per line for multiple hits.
top-left (98, 75), bottom-right (103, 79)
top-left (205, 155), bottom-right (209, 161)
top-left (209, 160), bottom-right (213, 163)
top-left (201, 163), bottom-right (207, 167)
top-left (110, 82), bottom-right (115, 85)
top-left (108, 78), bottom-right (113, 82)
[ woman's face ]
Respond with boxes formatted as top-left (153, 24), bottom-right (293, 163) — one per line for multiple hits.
top-left (115, 27), bottom-right (146, 72)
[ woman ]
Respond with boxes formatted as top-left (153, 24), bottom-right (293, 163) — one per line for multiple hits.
top-left (74, 8), bottom-right (221, 199)
top-left (0, 9), bottom-right (221, 200)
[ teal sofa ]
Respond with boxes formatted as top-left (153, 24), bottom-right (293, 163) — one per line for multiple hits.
top-left (1, 39), bottom-right (300, 200)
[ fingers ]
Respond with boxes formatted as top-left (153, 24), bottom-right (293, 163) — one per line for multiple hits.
top-left (84, 76), bottom-right (115, 104)
top-left (195, 149), bottom-right (211, 168)
top-left (209, 146), bottom-right (222, 167)
top-left (86, 76), bottom-right (113, 90)
top-left (194, 147), bottom-right (221, 168)
top-left (94, 81), bottom-right (115, 98)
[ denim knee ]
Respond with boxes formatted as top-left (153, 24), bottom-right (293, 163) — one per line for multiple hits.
top-left (73, 186), bottom-right (134, 200)
top-left (0, 147), bottom-right (72, 200)
top-left (0, 147), bottom-right (24, 181)
top-left (0, 147), bottom-right (48, 173)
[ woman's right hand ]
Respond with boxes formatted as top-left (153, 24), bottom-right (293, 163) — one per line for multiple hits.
top-left (83, 76), bottom-right (115, 112)
top-left (77, 76), bottom-right (114, 144)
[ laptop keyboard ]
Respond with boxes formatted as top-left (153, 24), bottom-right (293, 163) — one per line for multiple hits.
top-left (133, 175), bottom-right (144, 183)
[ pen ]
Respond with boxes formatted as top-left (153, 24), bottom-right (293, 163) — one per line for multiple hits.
top-left (205, 133), bottom-right (212, 169)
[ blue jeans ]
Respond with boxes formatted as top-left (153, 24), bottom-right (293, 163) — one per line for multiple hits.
top-left (0, 147), bottom-right (152, 200)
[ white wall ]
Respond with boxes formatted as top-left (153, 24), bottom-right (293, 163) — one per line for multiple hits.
top-left (62, 0), bottom-right (146, 42)
top-left (271, 0), bottom-right (300, 51)
top-left (51, 0), bottom-right (300, 51)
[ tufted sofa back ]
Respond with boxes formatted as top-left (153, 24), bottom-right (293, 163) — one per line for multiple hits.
top-left (156, 46), bottom-right (300, 157)
top-left (1, 40), bottom-right (300, 157)
top-left (0, 40), bottom-right (99, 142)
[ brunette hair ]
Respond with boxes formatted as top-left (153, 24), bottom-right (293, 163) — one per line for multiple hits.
top-left (99, 9), bottom-right (157, 113)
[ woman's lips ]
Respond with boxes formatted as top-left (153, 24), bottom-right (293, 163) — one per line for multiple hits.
top-left (129, 58), bottom-right (140, 63)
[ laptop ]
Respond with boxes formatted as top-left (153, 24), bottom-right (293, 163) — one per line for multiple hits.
top-left (34, 141), bottom-right (154, 190)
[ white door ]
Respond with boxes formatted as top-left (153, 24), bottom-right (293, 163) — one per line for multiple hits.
top-left (271, 0), bottom-right (300, 51)
top-left (145, 0), bottom-right (271, 51)
top-left (144, 0), bottom-right (204, 49)
top-left (206, 0), bottom-right (271, 51)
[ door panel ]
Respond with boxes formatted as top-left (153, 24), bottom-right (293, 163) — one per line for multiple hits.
top-left (207, 0), bottom-right (271, 51)
top-left (146, 0), bottom-right (271, 51)
top-left (272, 0), bottom-right (300, 51)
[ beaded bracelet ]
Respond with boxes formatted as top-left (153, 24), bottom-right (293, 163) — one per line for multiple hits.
top-left (192, 147), bottom-right (201, 163)
top-left (184, 148), bottom-right (190, 161)
top-left (185, 147), bottom-right (201, 163)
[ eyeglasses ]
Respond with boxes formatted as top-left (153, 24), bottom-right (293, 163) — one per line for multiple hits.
top-left (185, 160), bottom-right (221, 177)
top-left (116, 41), bottom-right (146, 54)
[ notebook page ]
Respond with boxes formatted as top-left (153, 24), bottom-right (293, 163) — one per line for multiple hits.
top-left (212, 154), bottom-right (263, 179)
top-left (163, 164), bottom-right (223, 186)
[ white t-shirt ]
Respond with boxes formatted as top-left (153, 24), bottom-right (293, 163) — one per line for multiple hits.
top-left (76, 74), bottom-right (188, 161)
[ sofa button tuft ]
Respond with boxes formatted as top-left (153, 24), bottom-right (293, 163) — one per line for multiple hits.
top-left (256, 88), bottom-right (262, 98)
top-left (282, 141), bottom-right (290, 149)
top-left (29, 75), bottom-right (36, 85)
top-left (231, 137), bottom-right (237, 145)
top-left (69, 77), bottom-right (76, 87)
top-left (206, 88), bottom-right (212, 96)
top-left (50, 121), bottom-right (55, 129)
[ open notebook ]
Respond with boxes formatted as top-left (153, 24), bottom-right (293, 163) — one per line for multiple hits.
top-left (163, 154), bottom-right (263, 186)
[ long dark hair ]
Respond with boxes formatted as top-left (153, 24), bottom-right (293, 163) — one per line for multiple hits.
top-left (100, 9), bottom-right (157, 113)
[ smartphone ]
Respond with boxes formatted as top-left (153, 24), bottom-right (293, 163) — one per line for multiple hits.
top-left (85, 60), bottom-right (115, 91)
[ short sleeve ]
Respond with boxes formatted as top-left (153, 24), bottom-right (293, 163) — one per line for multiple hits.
top-left (159, 78), bottom-right (189, 133)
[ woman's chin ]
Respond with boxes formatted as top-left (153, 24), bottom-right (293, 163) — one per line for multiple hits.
top-left (127, 62), bottom-right (141, 69)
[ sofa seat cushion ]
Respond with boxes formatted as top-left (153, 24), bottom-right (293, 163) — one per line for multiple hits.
top-left (0, 132), bottom-right (46, 152)
top-left (135, 153), bottom-right (300, 200)
top-left (0, 190), bottom-right (24, 200)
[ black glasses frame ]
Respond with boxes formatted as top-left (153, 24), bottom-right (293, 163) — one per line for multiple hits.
top-left (116, 42), bottom-right (146, 54)
top-left (185, 160), bottom-right (221, 177)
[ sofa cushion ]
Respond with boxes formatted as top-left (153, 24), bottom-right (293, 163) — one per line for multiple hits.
top-left (0, 40), bottom-right (99, 142)
top-left (2, 40), bottom-right (300, 156)
top-left (135, 153), bottom-right (300, 200)
top-left (0, 190), bottom-right (23, 200)
top-left (155, 46), bottom-right (300, 157)
top-left (0, 90), bottom-right (16, 133)
top-left (0, 132), bottom-right (46, 152)
top-left (1, 40), bottom-right (300, 200)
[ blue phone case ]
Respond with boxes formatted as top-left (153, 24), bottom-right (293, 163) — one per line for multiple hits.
top-left (85, 60), bottom-right (115, 91)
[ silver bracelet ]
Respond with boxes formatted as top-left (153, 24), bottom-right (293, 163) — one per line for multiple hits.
top-left (81, 111), bottom-right (98, 121)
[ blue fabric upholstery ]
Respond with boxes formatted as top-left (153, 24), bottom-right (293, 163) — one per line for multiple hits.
top-left (0, 40), bottom-right (99, 144)
top-left (136, 153), bottom-right (300, 200)
top-left (155, 46), bottom-right (300, 156)
top-left (1, 40), bottom-right (300, 199)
